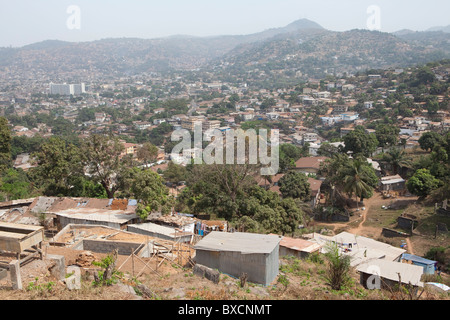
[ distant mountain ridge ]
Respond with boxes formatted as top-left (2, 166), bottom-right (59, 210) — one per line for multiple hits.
top-left (426, 25), bottom-right (450, 33)
top-left (210, 28), bottom-right (450, 83)
top-left (0, 19), bottom-right (449, 80)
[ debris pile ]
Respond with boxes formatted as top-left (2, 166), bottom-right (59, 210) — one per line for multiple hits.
top-left (75, 251), bottom-right (97, 267)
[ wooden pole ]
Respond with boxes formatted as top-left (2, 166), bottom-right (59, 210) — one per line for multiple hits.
top-left (132, 252), bottom-right (135, 277)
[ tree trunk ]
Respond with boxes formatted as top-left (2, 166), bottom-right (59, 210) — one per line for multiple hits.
top-left (102, 181), bottom-right (115, 199)
top-left (106, 188), bottom-right (115, 199)
top-left (103, 249), bottom-right (118, 282)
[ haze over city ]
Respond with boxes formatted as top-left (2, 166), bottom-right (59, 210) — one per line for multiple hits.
top-left (1, 0), bottom-right (450, 47)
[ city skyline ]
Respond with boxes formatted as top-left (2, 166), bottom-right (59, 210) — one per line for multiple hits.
top-left (1, 0), bottom-right (449, 47)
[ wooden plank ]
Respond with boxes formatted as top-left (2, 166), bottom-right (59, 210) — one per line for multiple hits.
top-left (19, 231), bottom-right (44, 252)
top-left (0, 221), bottom-right (43, 232)
top-left (0, 231), bottom-right (25, 240)
top-left (0, 238), bottom-right (21, 253)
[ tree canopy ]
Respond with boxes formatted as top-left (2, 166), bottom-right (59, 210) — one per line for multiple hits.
top-left (375, 124), bottom-right (399, 150)
top-left (126, 168), bottom-right (171, 221)
top-left (82, 135), bottom-right (130, 199)
top-left (278, 171), bottom-right (311, 202)
top-left (31, 137), bottom-right (84, 196)
top-left (343, 126), bottom-right (378, 157)
top-left (407, 169), bottom-right (441, 198)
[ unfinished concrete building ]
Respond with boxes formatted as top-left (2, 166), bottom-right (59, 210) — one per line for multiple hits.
top-left (0, 222), bottom-right (44, 263)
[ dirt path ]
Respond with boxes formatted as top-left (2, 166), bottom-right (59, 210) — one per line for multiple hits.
top-left (313, 195), bottom-right (381, 235)
top-left (405, 238), bottom-right (414, 255)
top-left (313, 193), bottom-right (421, 250)
top-left (346, 194), bottom-right (419, 256)
top-left (347, 193), bottom-right (383, 236)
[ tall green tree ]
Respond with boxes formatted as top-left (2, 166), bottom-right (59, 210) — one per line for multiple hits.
top-left (278, 171), bottom-right (311, 202)
top-left (31, 137), bottom-right (84, 196)
top-left (279, 144), bottom-right (305, 173)
top-left (137, 142), bottom-right (158, 167)
top-left (343, 126), bottom-right (378, 157)
top-left (407, 169), bottom-right (440, 199)
top-left (182, 163), bottom-right (258, 220)
top-left (82, 135), bottom-right (129, 199)
top-left (419, 131), bottom-right (445, 152)
top-left (375, 124), bottom-right (400, 151)
top-left (320, 155), bottom-right (378, 207)
top-left (237, 185), bottom-right (305, 236)
top-left (68, 176), bottom-right (108, 199)
top-left (0, 117), bottom-right (11, 174)
top-left (163, 162), bottom-right (187, 186)
top-left (126, 168), bottom-right (171, 221)
top-left (413, 66), bottom-right (436, 86)
top-left (0, 168), bottom-right (36, 201)
top-left (382, 149), bottom-right (412, 175)
top-left (343, 160), bottom-right (373, 209)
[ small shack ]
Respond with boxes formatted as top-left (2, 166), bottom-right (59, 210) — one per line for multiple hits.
top-left (401, 253), bottom-right (437, 275)
top-left (127, 222), bottom-right (193, 243)
top-left (273, 235), bottom-right (322, 259)
top-left (148, 212), bottom-right (196, 234)
top-left (52, 208), bottom-right (139, 231)
top-left (194, 232), bottom-right (281, 286)
top-left (380, 175), bottom-right (406, 193)
top-left (357, 259), bottom-right (424, 292)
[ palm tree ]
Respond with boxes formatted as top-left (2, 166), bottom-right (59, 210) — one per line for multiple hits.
top-left (343, 160), bottom-right (372, 211)
top-left (383, 149), bottom-right (412, 176)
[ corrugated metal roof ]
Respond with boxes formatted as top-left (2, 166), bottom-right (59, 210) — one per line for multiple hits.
top-left (402, 253), bottom-right (437, 266)
top-left (295, 157), bottom-right (328, 169)
top-left (0, 207), bottom-right (41, 225)
top-left (150, 214), bottom-right (196, 227)
top-left (194, 232), bottom-right (281, 254)
top-left (357, 260), bottom-right (424, 287)
top-left (332, 232), bottom-right (406, 262)
top-left (0, 198), bottom-right (35, 208)
top-left (309, 232), bottom-right (406, 266)
top-left (273, 235), bottom-right (322, 253)
top-left (381, 178), bottom-right (405, 185)
top-left (128, 222), bottom-right (190, 238)
top-left (50, 208), bottom-right (137, 224)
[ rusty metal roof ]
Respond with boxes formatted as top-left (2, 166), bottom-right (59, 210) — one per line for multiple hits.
top-left (271, 234), bottom-right (322, 253)
top-left (1, 197), bottom-right (139, 226)
top-left (50, 208), bottom-right (137, 224)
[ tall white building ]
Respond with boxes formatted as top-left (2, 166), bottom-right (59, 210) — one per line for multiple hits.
top-left (72, 83), bottom-right (86, 95)
top-left (50, 83), bottom-right (85, 96)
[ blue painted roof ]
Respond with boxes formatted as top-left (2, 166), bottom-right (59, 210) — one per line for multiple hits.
top-left (128, 199), bottom-right (138, 206)
top-left (402, 253), bottom-right (437, 265)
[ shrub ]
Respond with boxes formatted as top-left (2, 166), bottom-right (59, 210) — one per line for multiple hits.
top-left (324, 243), bottom-right (351, 291)
top-left (92, 250), bottom-right (122, 287)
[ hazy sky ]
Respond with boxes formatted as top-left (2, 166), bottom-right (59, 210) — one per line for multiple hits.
top-left (1, 0), bottom-right (449, 47)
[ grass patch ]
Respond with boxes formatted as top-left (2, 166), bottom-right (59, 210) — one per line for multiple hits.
top-left (416, 215), bottom-right (450, 236)
top-left (365, 206), bottom-right (405, 229)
